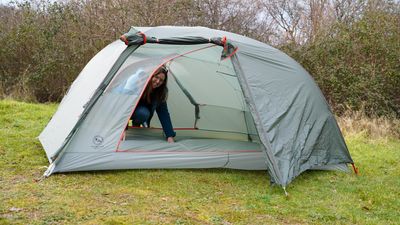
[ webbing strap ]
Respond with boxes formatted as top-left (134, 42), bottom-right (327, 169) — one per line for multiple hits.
top-left (168, 70), bottom-right (200, 128)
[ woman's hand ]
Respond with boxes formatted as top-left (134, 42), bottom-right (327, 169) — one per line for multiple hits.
top-left (167, 137), bottom-right (175, 143)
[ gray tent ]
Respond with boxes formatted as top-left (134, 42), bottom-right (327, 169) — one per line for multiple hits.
top-left (39, 26), bottom-right (354, 189)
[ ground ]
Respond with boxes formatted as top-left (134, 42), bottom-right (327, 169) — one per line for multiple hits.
top-left (1, 100), bottom-right (399, 224)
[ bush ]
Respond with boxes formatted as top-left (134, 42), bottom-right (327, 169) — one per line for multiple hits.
top-left (284, 7), bottom-right (400, 117)
top-left (0, 1), bottom-right (115, 102)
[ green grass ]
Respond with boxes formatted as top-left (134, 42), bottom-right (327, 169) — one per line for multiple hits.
top-left (1, 100), bottom-right (399, 224)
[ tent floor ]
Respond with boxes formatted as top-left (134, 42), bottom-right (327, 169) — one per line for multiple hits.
top-left (116, 131), bottom-right (268, 170)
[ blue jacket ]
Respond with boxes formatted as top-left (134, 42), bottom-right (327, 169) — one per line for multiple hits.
top-left (142, 100), bottom-right (176, 138)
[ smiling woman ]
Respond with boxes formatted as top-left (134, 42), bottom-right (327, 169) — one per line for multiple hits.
top-left (129, 65), bottom-right (175, 143)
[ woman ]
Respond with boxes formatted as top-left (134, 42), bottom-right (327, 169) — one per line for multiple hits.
top-left (131, 66), bottom-right (175, 143)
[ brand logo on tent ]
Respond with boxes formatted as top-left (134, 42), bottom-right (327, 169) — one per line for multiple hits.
top-left (93, 135), bottom-right (104, 145)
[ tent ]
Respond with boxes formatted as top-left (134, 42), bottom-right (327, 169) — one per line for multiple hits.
top-left (39, 26), bottom-right (355, 189)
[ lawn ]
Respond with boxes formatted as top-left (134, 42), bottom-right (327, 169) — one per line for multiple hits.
top-left (1, 100), bottom-right (399, 224)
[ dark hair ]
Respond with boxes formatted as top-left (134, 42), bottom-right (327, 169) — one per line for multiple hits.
top-left (142, 66), bottom-right (168, 104)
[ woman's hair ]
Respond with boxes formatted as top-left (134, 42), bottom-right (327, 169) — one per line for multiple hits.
top-left (142, 66), bottom-right (168, 104)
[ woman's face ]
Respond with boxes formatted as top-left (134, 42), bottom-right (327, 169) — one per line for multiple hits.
top-left (151, 72), bottom-right (166, 89)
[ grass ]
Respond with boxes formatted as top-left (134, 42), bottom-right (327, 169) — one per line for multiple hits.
top-left (0, 99), bottom-right (399, 224)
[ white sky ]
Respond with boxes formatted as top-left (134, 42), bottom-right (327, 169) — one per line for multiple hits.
top-left (1, 0), bottom-right (21, 5)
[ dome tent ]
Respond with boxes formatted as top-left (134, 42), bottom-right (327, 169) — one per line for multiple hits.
top-left (39, 26), bottom-right (355, 190)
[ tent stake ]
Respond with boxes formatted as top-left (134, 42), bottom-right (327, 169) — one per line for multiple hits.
top-left (351, 163), bottom-right (359, 175)
top-left (43, 162), bottom-right (55, 177)
top-left (283, 186), bottom-right (289, 197)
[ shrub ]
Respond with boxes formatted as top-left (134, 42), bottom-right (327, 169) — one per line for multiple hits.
top-left (284, 6), bottom-right (400, 117)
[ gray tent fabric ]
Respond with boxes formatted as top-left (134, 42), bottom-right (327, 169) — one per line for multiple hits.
top-left (39, 26), bottom-right (354, 188)
top-left (230, 42), bottom-right (353, 185)
top-left (39, 41), bottom-right (126, 161)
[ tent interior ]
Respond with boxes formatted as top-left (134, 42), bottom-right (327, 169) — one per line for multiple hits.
top-left (110, 43), bottom-right (267, 169)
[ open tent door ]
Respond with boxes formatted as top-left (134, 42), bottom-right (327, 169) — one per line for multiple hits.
top-left (117, 43), bottom-right (267, 170)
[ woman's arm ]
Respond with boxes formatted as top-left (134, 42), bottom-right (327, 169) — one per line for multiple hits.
top-left (156, 101), bottom-right (176, 142)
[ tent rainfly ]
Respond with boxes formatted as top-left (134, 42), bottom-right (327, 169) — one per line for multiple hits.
top-left (39, 26), bottom-right (356, 191)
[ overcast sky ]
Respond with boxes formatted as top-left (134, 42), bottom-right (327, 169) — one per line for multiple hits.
top-left (0, 0), bottom-right (19, 5)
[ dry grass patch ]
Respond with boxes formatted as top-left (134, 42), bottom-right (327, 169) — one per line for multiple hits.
top-left (337, 110), bottom-right (400, 139)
